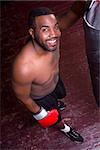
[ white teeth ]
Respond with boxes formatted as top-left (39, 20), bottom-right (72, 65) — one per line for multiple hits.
top-left (48, 39), bottom-right (56, 44)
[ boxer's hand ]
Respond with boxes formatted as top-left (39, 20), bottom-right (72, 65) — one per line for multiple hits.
top-left (33, 107), bottom-right (59, 128)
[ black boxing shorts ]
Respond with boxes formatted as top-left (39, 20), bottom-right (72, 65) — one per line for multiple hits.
top-left (32, 77), bottom-right (66, 111)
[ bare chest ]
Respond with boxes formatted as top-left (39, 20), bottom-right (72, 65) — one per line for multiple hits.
top-left (33, 51), bottom-right (60, 85)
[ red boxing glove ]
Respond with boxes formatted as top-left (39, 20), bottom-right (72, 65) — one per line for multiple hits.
top-left (33, 107), bottom-right (59, 128)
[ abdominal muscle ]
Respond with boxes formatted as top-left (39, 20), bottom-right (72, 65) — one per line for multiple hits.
top-left (30, 74), bottom-right (59, 99)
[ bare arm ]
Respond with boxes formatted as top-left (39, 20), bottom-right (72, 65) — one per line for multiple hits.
top-left (12, 81), bottom-right (40, 113)
top-left (58, 1), bottom-right (86, 30)
top-left (12, 59), bottom-right (40, 114)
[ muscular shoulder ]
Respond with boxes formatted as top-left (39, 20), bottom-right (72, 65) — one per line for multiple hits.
top-left (12, 42), bottom-right (36, 84)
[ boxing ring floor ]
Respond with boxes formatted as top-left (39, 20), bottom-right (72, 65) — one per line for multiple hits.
top-left (1, 1), bottom-right (100, 150)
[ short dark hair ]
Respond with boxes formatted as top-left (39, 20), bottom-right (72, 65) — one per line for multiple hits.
top-left (28, 7), bottom-right (55, 29)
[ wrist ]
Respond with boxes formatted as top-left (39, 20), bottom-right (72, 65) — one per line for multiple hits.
top-left (33, 105), bottom-right (41, 114)
top-left (33, 107), bottom-right (48, 120)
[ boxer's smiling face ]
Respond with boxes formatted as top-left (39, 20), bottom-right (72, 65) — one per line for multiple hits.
top-left (32, 14), bottom-right (61, 52)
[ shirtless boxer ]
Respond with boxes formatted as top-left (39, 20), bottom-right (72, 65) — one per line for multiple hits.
top-left (12, 7), bottom-right (83, 142)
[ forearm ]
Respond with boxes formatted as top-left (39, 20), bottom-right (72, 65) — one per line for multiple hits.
top-left (59, 1), bottom-right (86, 30)
top-left (17, 95), bottom-right (40, 113)
top-left (59, 10), bottom-right (80, 30)
top-left (24, 97), bottom-right (40, 113)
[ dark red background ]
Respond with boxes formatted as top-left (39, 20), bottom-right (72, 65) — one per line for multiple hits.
top-left (1, 1), bottom-right (99, 150)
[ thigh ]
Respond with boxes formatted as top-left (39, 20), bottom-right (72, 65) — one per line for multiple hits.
top-left (34, 93), bottom-right (58, 111)
top-left (34, 89), bottom-right (62, 122)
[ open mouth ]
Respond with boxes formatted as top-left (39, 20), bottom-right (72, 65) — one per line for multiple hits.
top-left (47, 39), bottom-right (58, 47)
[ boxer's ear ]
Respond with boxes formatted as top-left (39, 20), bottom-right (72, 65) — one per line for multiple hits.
top-left (29, 28), bottom-right (34, 39)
